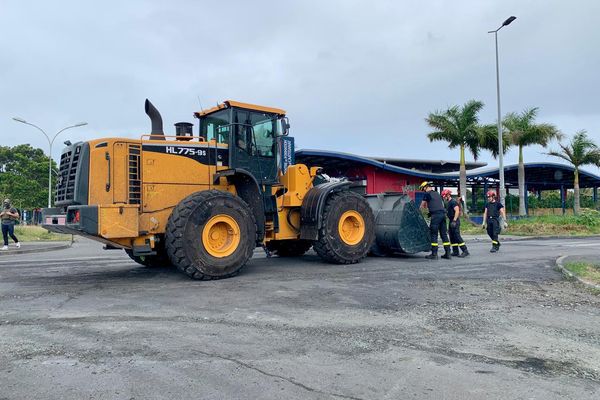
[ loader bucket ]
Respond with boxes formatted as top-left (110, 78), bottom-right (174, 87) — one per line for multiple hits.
top-left (365, 193), bottom-right (430, 256)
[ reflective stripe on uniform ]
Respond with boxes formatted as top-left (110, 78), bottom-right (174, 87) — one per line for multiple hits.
top-left (451, 244), bottom-right (459, 247)
top-left (443, 242), bottom-right (450, 246)
top-left (492, 240), bottom-right (499, 244)
top-left (431, 243), bottom-right (439, 246)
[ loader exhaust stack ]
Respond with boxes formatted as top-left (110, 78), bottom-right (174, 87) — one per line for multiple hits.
top-left (145, 99), bottom-right (165, 140)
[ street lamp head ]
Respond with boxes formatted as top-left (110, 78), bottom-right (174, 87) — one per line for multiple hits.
top-left (503, 16), bottom-right (517, 26)
top-left (12, 117), bottom-right (27, 124)
top-left (74, 122), bottom-right (88, 127)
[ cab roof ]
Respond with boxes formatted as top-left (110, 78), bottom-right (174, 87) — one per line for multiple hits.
top-left (194, 100), bottom-right (286, 118)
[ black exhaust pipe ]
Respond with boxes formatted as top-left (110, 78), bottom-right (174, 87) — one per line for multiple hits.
top-left (145, 99), bottom-right (165, 140)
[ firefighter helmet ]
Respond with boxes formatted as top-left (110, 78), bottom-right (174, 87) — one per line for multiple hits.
top-left (419, 181), bottom-right (432, 190)
top-left (441, 189), bottom-right (452, 198)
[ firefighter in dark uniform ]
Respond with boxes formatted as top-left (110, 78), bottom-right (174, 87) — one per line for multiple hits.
top-left (482, 190), bottom-right (508, 252)
top-left (442, 189), bottom-right (469, 257)
top-left (419, 181), bottom-right (451, 260)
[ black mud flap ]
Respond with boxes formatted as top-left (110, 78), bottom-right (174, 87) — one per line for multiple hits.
top-left (300, 181), bottom-right (352, 240)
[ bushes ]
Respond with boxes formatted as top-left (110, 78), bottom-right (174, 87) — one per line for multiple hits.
top-left (504, 210), bottom-right (600, 236)
top-left (575, 209), bottom-right (600, 227)
top-left (465, 188), bottom-right (598, 214)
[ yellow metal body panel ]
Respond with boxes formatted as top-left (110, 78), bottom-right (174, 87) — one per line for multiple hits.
top-left (85, 137), bottom-right (232, 246)
top-left (143, 152), bottom-right (210, 184)
top-left (98, 205), bottom-right (139, 239)
top-left (88, 139), bottom-right (116, 206)
top-left (271, 164), bottom-right (314, 241)
top-left (112, 141), bottom-right (128, 204)
top-left (279, 164), bottom-right (313, 207)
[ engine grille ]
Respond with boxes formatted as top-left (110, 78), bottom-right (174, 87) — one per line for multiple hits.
top-left (55, 145), bottom-right (81, 204)
top-left (128, 144), bottom-right (141, 204)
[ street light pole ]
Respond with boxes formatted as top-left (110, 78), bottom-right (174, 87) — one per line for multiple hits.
top-left (488, 16), bottom-right (516, 206)
top-left (12, 118), bottom-right (87, 208)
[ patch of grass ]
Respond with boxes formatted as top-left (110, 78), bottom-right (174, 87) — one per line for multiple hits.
top-left (564, 261), bottom-right (600, 285)
top-left (13, 225), bottom-right (71, 242)
top-left (461, 209), bottom-right (600, 236)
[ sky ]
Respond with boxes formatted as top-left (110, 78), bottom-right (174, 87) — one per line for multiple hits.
top-left (1, 0), bottom-right (599, 174)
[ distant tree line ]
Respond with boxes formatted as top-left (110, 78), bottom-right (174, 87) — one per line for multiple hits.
top-left (0, 144), bottom-right (57, 209)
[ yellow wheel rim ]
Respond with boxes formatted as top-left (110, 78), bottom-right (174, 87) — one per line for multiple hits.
top-left (202, 215), bottom-right (241, 258)
top-left (338, 210), bottom-right (365, 246)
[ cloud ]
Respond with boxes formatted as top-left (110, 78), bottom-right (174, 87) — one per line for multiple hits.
top-left (1, 0), bottom-right (598, 175)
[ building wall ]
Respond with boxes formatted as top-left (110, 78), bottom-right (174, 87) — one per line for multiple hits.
top-left (335, 165), bottom-right (423, 199)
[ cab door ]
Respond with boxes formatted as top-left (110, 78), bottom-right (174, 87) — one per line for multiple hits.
top-left (231, 109), bottom-right (278, 184)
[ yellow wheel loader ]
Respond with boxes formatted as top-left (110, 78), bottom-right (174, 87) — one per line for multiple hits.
top-left (43, 99), bottom-right (375, 279)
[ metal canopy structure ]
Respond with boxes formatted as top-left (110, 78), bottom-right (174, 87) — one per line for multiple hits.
top-left (450, 163), bottom-right (600, 189)
top-left (296, 149), bottom-right (485, 178)
top-left (296, 149), bottom-right (600, 191)
top-left (296, 149), bottom-right (600, 214)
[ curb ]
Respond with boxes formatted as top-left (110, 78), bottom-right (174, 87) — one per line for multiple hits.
top-left (506, 234), bottom-right (600, 241)
top-left (465, 234), bottom-right (600, 242)
top-left (555, 255), bottom-right (600, 290)
top-left (0, 241), bottom-right (73, 256)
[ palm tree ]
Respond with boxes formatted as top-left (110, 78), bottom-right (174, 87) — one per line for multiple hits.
top-left (426, 100), bottom-right (485, 213)
top-left (546, 131), bottom-right (600, 214)
top-left (478, 123), bottom-right (510, 158)
top-left (503, 107), bottom-right (561, 215)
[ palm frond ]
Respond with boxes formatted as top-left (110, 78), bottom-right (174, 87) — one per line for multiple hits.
top-left (425, 100), bottom-right (486, 154)
top-left (479, 123), bottom-right (509, 158)
top-left (545, 150), bottom-right (571, 163)
top-left (520, 123), bottom-right (561, 147)
top-left (503, 106), bottom-right (559, 148)
top-left (581, 149), bottom-right (600, 167)
top-left (545, 130), bottom-right (600, 168)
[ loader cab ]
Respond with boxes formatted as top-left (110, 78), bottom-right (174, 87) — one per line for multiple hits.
top-left (197, 101), bottom-right (287, 185)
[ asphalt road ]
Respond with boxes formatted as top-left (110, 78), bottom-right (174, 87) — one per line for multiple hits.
top-left (0, 237), bottom-right (599, 400)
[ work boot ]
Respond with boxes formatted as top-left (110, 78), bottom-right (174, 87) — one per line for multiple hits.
top-left (441, 246), bottom-right (452, 260)
top-left (425, 248), bottom-right (438, 260)
top-left (458, 249), bottom-right (470, 258)
top-left (490, 245), bottom-right (498, 253)
top-left (452, 247), bottom-right (460, 257)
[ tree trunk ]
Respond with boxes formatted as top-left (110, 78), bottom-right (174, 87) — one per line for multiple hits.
top-left (518, 145), bottom-right (527, 216)
top-left (459, 145), bottom-right (468, 214)
top-left (574, 168), bottom-right (580, 215)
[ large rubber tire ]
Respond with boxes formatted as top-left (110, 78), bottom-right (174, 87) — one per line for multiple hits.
top-left (266, 239), bottom-right (313, 257)
top-left (313, 191), bottom-right (375, 264)
top-left (165, 190), bottom-right (257, 280)
top-left (125, 237), bottom-right (172, 268)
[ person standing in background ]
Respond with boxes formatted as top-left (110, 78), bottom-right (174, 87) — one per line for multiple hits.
top-left (482, 191), bottom-right (507, 253)
top-left (1, 199), bottom-right (20, 250)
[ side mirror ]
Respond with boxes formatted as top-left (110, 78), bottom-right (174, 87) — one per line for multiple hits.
top-left (280, 117), bottom-right (290, 136)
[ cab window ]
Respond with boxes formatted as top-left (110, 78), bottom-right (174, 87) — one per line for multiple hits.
top-left (234, 110), bottom-right (276, 157)
top-left (200, 109), bottom-right (230, 144)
